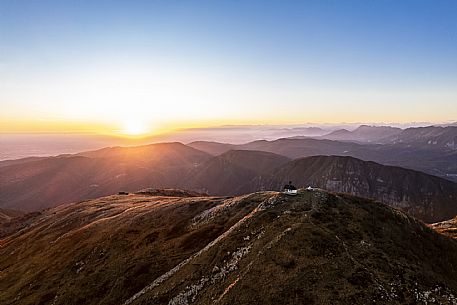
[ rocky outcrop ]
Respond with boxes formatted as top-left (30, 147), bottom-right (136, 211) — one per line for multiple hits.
top-left (431, 216), bottom-right (457, 239)
top-left (238, 155), bottom-right (457, 223)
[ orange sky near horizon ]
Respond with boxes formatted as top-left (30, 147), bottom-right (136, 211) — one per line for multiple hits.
top-left (2, 62), bottom-right (456, 137)
top-left (2, 2), bottom-right (457, 137)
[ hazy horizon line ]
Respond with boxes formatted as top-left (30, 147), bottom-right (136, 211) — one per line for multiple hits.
top-left (2, 120), bottom-right (457, 135)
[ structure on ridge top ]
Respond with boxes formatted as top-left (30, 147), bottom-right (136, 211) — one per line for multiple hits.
top-left (283, 181), bottom-right (298, 196)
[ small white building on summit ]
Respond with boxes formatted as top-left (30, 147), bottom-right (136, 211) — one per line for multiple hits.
top-left (283, 181), bottom-right (298, 196)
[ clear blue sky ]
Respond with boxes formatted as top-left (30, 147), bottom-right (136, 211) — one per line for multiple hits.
top-left (1, 0), bottom-right (456, 134)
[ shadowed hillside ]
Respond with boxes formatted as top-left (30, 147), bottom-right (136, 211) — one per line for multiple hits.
top-left (1, 189), bottom-right (457, 304)
top-left (239, 155), bottom-right (457, 223)
top-left (187, 141), bottom-right (236, 156)
top-left (1, 144), bottom-right (456, 224)
top-left (0, 208), bottom-right (23, 223)
top-left (380, 126), bottom-right (457, 148)
top-left (0, 143), bottom-right (211, 211)
top-left (191, 133), bottom-right (457, 181)
top-left (184, 150), bottom-right (290, 195)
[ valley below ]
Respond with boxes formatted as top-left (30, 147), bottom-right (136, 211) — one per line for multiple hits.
top-left (1, 125), bottom-right (457, 304)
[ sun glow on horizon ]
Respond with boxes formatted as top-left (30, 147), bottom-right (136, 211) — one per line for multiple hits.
top-left (1, 1), bottom-right (457, 134)
top-left (120, 119), bottom-right (149, 136)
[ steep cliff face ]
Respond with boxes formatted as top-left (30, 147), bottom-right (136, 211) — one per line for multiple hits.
top-left (213, 136), bottom-right (457, 182)
top-left (1, 190), bottom-right (457, 305)
top-left (244, 156), bottom-right (457, 223)
top-left (381, 126), bottom-right (457, 149)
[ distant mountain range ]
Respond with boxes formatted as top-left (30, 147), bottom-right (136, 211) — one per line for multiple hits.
top-left (382, 126), bottom-right (457, 148)
top-left (187, 152), bottom-right (457, 222)
top-left (242, 155), bottom-right (457, 223)
top-left (317, 125), bottom-right (457, 147)
top-left (189, 126), bottom-right (457, 181)
top-left (1, 189), bottom-right (457, 304)
top-left (317, 125), bottom-right (403, 142)
top-left (1, 140), bottom-right (456, 222)
top-left (183, 150), bottom-right (290, 195)
top-left (0, 143), bottom-right (210, 211)
top-left (186, 141), bottom-right (235, 156)
top-left (189, 125), bottom-right (457, 150)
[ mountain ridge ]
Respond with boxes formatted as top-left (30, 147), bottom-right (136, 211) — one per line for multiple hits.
top-left (239, 155), bottom-right (457, 222)
top-left (1, 146), bottom-right (456, 223)
top-left (0, 142), bottom-right (211, 211)
top-left (184, 150), bottom-right (290, 195)
top-left (318, 125), bottom-right (402, 143)
top-left (1, 189), bottom-right (457, 304)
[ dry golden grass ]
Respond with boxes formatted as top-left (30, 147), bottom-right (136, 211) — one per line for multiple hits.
top-left (1, 189), bottom-right (457, 305)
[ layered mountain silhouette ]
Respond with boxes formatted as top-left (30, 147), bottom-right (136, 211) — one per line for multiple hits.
top-left (0, 143), bottom-right (211, 211)
top-left (316, 125), bottom-right (457, 149)
top-left (187, 141), bottom-right (235, 156)
top-left (189, 128), bottom-right (457, 181)
top-left (318, 125), bottom-right (402, 143)
top-left (1, 142), bottom-right (456, 222)
top-left (238, 155), bottom-right (457, 223)
top-left (381, 126), bottom-right (457, 148)
top-left (186, 152), bottom-right (457, 222)
top-left (183, 150), bottom-right (290, 195)
top-left (1, 189), bottom-right (457, 304)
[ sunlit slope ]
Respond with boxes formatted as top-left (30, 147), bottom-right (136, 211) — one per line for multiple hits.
top-left (431, 216), bottom-right (457, 239)
top-left (0, 143), bottom-right (211, 211)
top-left (1, 189), bottom-right (457, 304)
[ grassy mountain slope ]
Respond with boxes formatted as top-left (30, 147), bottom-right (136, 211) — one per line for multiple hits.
top-left (1, 190), bottom-right (457, 304)
top-left (0, 143), bottom-right (211, 211)
top-left (187, 141), bottom-right (236, 156)
top-left (0, 208), bottom-right (23, 223)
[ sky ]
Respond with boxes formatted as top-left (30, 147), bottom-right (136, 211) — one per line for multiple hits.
top-left (1, 0), bottom-right (456, 136)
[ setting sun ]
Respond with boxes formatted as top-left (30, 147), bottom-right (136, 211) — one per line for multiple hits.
top-left (2, 2), bottom-right (457, 304)
top-left (121, 119), bottom-right (148, 136)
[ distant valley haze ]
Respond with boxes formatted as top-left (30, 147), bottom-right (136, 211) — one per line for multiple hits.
top-left (1, 121), bottom-right (456, 160)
